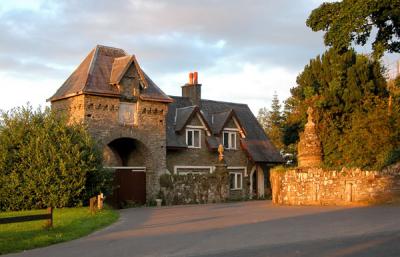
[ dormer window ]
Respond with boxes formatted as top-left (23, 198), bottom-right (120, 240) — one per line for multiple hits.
top-left (186, 129), bottom-right (201, 148)
top-left (223, 131), bottom-right (237, 150)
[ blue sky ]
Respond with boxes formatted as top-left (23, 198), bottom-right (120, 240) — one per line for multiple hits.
top-left (0, 0), bottom-right (398, 114)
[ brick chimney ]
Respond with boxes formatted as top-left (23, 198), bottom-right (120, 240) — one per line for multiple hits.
top-left (182, 71), bottom-right (201, 106)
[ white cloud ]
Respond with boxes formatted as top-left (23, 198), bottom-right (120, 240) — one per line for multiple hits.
top-left (0, 73), bottom-right (59, 111)
top-left (156, 62), bottom-right (297, 114)
top-left (0, 0), bottom-right (352, 114)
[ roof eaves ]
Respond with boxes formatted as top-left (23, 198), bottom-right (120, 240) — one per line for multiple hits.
top-left (140, 95), bottom-right (174, 103)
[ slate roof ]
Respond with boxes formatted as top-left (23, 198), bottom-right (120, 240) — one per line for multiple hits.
top-left (167, 96), bottom-right (284, 163)
top-left (49, 45), bottom-right (172, 103)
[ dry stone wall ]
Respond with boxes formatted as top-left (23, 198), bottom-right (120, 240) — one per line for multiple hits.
top-left (271, 164), bottom-right (400, 205)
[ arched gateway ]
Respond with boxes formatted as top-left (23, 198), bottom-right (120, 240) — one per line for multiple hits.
top-left (104, 137), bottom-right (150, 205)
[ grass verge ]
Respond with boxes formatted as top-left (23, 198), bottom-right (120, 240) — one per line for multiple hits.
top-left (0, 206), bottom-right (119, 255)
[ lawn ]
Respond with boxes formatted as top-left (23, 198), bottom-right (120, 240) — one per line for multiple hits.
top-left (0, 206), bottom-right (119, 255)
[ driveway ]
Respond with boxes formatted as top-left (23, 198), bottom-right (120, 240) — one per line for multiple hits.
top-left (6, 201), bottom-right (400, 257)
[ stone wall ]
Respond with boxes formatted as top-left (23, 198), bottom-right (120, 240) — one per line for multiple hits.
top-left (270, 164), bottom-right (400, 205)
top-left (53, 94), bottom-right (169, 201)
top-left (159, 165), bottom-right (234, 205)
top-left (84, 96), bottom-right (168, 201)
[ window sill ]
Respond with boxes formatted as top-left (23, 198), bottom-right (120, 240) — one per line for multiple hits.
top-left (230, 188), bottom-right (243, 191)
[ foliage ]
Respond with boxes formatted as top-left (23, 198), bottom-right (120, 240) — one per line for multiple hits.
top-left (307, 0), bottom-right (400, 59)
top-left (257, 93), bottom-right (284, 150)
top-left (285, 48), bottom-right (400, 169)
top-left (0, 206), bottom-right (118, 255)
top-left (0, 106), bottom-right (113, 211)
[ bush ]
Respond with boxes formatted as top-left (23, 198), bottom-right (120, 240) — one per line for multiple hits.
top-left (0, 106), bottom-right (112, 211)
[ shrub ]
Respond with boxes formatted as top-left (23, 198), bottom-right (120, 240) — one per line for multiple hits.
top-left (0, 106), bottom-right (112, 211)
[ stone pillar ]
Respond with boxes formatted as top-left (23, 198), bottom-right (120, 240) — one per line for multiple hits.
top-left (298, 107), bottom-right (323, 167)
top-left (214, 144), bottom-right (229, 202)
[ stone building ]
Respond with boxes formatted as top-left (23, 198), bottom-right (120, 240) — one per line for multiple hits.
top-left (49, 45), bottom-right (283, 204)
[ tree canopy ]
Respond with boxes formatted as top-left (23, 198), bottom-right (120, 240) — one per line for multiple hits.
top-left (0, 106), bottom-right (112, 211)
top-left (307, 0), bottom-right (400, 58)
top-left (284, 48), bottom-right (400, 169)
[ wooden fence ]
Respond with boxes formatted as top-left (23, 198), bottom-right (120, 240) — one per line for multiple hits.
top-left (0, 207), bottom-right (53, 228)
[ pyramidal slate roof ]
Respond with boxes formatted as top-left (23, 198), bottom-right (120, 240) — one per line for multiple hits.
top-left (166, 96), bottom-right (284, 163)
top-left (49, 45), bottom-right (172, 103)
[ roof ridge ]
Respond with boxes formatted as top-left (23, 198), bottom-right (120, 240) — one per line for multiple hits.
top-left (177, 105), bottom-right (197, 110)
top-left (201, 98), bottom-right (248, 106)
top-left (82, 46), bottom-right (100, 92)
top-left (96, 44), bottom-right (127, 55)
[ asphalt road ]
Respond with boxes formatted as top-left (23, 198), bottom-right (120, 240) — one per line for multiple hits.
top-left (6, 201), bottom-right (400, 257)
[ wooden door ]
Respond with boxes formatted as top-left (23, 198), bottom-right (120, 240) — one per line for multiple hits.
top-left (114, 169), bottom-right (146, 206)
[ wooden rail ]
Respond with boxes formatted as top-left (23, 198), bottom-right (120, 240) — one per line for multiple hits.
top-left (0, 207), bottom-right (53, 227)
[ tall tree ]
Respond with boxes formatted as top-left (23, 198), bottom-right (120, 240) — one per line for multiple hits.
top-left (307, 0), bottom-right (400, 58)
top-left (257, 93), bottom-right (284, 150)
top-left (285, 48), bottom-right (400, 169)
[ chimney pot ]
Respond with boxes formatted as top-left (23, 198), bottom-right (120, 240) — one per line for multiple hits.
top-left (189, 72), bottom-right (194, 84)
top-left (193, 71), bottom-right (198, 84)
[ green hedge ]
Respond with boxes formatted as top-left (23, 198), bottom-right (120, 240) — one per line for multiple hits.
top-left (0, 106), bottom-right (112, 211)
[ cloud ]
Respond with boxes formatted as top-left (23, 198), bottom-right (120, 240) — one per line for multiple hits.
top-left (0, 0), bottom-right (329, 112)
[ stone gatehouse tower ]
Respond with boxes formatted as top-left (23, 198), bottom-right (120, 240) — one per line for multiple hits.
top-left (49, 45), bottom-right (173, 201)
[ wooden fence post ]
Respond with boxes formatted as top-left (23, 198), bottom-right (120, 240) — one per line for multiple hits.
top-left (45, 207), bottom-right (53, 228)
top-left (89, 197), bottom-right (97, 214)
top-left (97, 193), bottom-right (104, 210)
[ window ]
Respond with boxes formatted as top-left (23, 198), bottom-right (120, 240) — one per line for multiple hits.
top-left (186, 129), bottom-right (201, 148)
top-left (223, 131), bottom-right (237, 149)
top-left (229, 172), bottom-right (242, 190)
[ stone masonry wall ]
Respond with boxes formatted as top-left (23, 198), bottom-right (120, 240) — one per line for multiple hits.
top-left (159, 165), bottom-right (230, 205)
top-left (84, 95), bottom-right (168, 201)
top-left (271, 164), bottom-right (400, 205)
top-left (51, 95), bottom-right (85, 124)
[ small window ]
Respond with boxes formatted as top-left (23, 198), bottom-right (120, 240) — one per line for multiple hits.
top-left (186, 129), bottom-right (201, 148)
top-left (229, 172), bottom-right (242, 190)
top-left (223, 131), bottom-right (237, 150)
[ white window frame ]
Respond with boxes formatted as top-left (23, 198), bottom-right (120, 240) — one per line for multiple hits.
top-left (223, 131), bottom-right (237, 150)
top-left (174, 166), bottom-right (213, 175)
top-left (186, 129), bottom-right (201, 148)
top-left (229, 172), bottom-right (243, 190)
top-left (228, 166), bottom-right (248, 177)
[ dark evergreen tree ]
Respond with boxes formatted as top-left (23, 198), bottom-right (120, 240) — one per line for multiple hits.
top-left (285, 48), bottom-right (400, 169)
top-left (257, 93), bottom-right (284, 150)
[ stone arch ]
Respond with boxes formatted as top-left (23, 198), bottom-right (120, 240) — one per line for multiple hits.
top-left (105, 137), bottom-right (149, 168)
top-left (101, 132), bottom-right (156, 172)
top-left (249, 165), bottom-right (271, 199)
top-left (249, 166), bottom-right (257, 199)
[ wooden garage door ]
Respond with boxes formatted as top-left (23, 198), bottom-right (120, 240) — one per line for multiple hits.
top-left (113, 168), bottom-right (146, 206)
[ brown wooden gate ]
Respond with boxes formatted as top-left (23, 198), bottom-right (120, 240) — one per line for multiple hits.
top-left (113, 168), bottom-right (146, 206)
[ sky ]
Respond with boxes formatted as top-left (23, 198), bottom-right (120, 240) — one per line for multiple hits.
top-left (0, 0), bottom-right (398, 115)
